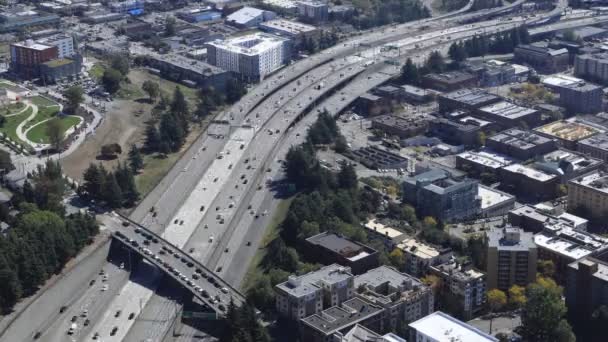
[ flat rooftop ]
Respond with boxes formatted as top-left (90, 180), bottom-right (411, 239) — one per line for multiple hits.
top-left (502, 163), bottom-right (556, 182)
top-left (397, 238), bottom-right (442, 260)
top-left (534, 227), bottom-right (606, 260)
top-left (364, 219), bottom-right (406, 240)
top-left (207, 32), bottom-right (288, 56)
top-left (301, 297), bottom-right (383, 335)
top-left (306, 232), bottom-right (375, 261)
top-left (372, 114), bottom-right (429, 130)
top-left (440, 88), bottom-right (501, 107)
top-left (488, 128), bottom-right (554, 150)
top-left (260, 19), bottom-right (316, 34)
top-left (275, 264), bottom-right (352, 298)
top-left (487, 226), bottom-right (536, 251)
top-left (458, 149), bottom-right (514, 169)
top-left (410, 311), bottom-right (498, 342)
top-left (570, 171), bottom-right (608, 195)
top-left (354, 265), bottom-right (423, 290)
top-left (478, 185), bottom-right (514, 210)
top-left (424, 71), bottom-right (476, 84)
top-left (535, 120), bottom-right (599, 142)
top-left (579, 132), bottom-right (608, 150)
top-left (479, 101), bottom-right (537, 120)
top-left (431, 261), bottom-right (485, 283)
top-left (12, 40), bottom-right (52, 51)
top-left (542, 74), bottom-right (584, 88)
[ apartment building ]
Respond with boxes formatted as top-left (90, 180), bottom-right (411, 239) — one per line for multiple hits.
top-left (568, 171), bottom-right (608, 221)
top-left (486, 226), bottom-right (537, 291)
top-left (430, 261), bottom-right (486, 320)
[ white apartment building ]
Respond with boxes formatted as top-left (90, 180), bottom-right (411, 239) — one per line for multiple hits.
top-left (39, 34), bottom-right (75, 58)
top-left (206, 32), bottom-right (290, 81)
top-left (275, 264), bottom-right (354, 320)
top-left (409, 311), bottom-right (499, 342)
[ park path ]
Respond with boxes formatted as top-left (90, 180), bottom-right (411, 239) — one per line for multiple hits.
top-left (15, 100), bottom-right (38, 145)
top-left (4, 104), bottom-right (31, 117)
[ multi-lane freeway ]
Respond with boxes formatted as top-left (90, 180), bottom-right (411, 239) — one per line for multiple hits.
top-left (3, 1), bottom-right (599, 341)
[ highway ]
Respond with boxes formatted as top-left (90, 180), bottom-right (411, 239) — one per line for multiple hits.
top-left (6, 1), bottom-right (598, 341)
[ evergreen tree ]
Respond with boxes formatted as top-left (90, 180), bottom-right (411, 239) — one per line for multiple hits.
top-left (159, 113), bottom-right (185, 152)
top-left (401, 58), bottom-right (419, 85)
top-left (144, 121), bottom-right (160, 152)
top-left (425, 50), bottom-right (445, 73)
top-left (170, 86), bottom-right (189, 129)
top-left (103, 174), bottom-right (123, 208)
top-left (225, 78), bottom-right (247, 104)
top-left (448, 42), bottom-right (467, 64)
top-left (115, 163), bottom-right (139, 206)
top-left (338, 164), bottom-right (358, 189)
top-left (0, 268), bottom-right (21, 312)
top-left (82, 163), bottom-right (103, 199)
top-left (128, 144), bottom-right (144, 173)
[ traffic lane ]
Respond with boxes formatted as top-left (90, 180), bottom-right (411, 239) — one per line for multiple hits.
top-left (41, 262), bottom-right (127, 342)
top-left (84, 260), bottom-right (162, 342)
top-left (0, 240), bottom-right (111, 342)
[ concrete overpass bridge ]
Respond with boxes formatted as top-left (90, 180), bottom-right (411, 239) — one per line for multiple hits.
top-left (108, 213), bottom-right (246, 316)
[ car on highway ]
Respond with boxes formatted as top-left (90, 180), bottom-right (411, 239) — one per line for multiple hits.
top-left (71, 315), bottom-right (77, 322)
top-left (128, 313), bottom-right (135, 320)
top-left (102, 284), bottom-right (109, 291)
top-left (115, 310), bottom-right (121, 318)
top-left (110, 327), bottom-right (118, 336)
top-left (92, 332), bottom-right (100, 340)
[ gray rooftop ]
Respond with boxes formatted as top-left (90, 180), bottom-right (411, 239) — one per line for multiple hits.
top-left (487, 226), bottom-right (536, 251)
top-left (301, 297), bottom-right (383, 335)
top-left (488, 128), bottom-right (554, 151)
top-left (306, 232), bottom-right (375, 260)
top-left (275, 264), bottom-right (352, 298)
top-left (579, 132), bottom-right (608, 150)
top-left (441, 88), bottom-right (501, 106)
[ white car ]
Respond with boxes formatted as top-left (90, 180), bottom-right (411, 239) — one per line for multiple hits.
top-left (101, 284), bottom-right (109, 291)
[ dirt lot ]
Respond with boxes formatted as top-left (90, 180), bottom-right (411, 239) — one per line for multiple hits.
top-left (60, 68), bottom-right (204, 196)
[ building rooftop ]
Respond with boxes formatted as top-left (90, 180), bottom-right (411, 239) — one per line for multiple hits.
top-left (226, 6), bottom-right (267, 25)
top-left (149, 53), bottom-right (225, 75)
top-left (397, 238), bottom-right (442, 260)
top-left (459, 116), bottom-right (493, 127)
top-left (569, 250), bottom-right (608, 282)
top-left (440, 88), bottom-right (501, 107)
top-left (424, 71), bottom-right (476, 84)
top-left (563, 81), bottom-right (603, 92)
top-left (542, 74), bottom-right (585, 88)
top-left (478, 184), bottom-right (514, 210)
top-left (43, 58), bottom-right (73, 67)
top-left (355, 265), bottom-right (424, 290)
top-left (488, 128), bottom-right (555, 151)
top-left (487, 226), bottom-right (536, 251)
top-left (534, 225), bottom-right (607, 260)
top-left (301, 297), bottom-right (383, 335)
top-left (364, 219), bottom-right (406, 240)
top-left (570, 170), bottom-right (608, 195)
top-left (404, 168), bottom-right (476, 195)
top-left (535, 149), bottom-right (603, 176)
top-left (478, 101), bottom-right (537, 120)
top-left (12, 39), bottom-right (52, 51)
top-left (502, 163), bottom-right (556, 182)
top-left (579, 132), bottom-right (608, 150)
top-left (409, 311), bottom-right (499, 342)
top-left (535, 120), bottom-right (599, 142)
top-left (260, 19), bottom-right (316, 34)
top-left (275, 264), bottom-right (352, 298)
top-left (372, 114), bottom-right (429, 131)
top-left (458, 149), bottom-right (515, 169)
top-left (207, 32), bottom-right (288, 56)
top-left (431, 261), bottom-right (485, 283)
top-left (306, 232), bottom-right (376, 262)
top-left (262, 0), bottom-right (298, 9)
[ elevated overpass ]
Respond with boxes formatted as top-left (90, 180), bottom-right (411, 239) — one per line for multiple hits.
top-left (108, 213), bottom-right (246, 316)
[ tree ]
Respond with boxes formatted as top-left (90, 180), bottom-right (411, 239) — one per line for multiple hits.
top-left (100, 143), bottom-right (122, 159)
top-left (538, 259), bottom-right (555, 278)
top-left (508, 284), bottom-right (527, 310)
top-left (0, 150), bottom-right (14, 173)
top-left (128, 144), bottom-right (143, 173)
top-left (144, 121), bottom-right (160, 152)
top-left (63, 86), bottom-right (84, 114)
top-left (561, 29), bottom-right (578, 42)
top-left (141, 80), bottom-right (160, 103)
top-left (425, 50), bottom-right (445, 73)
top-left (477, 131), bottom-right (487, 146)
top-left (46, 118), bottom-right (64, 151)
top-left (388, 248), bottom-right (405, 269)
top-left (0, 268), bottom-right (21, 313)
top-left (102, 68), bottom-right (122, 94)
top-left (165, 16), bottom-right (176, 36)
top-left (103, 174), bottom-right (123, 208)
top-left (170, 86), bottom-right (189, 131)
top-left (521, 279), bottom-right (575, 342)
top-left (448, 42), bottom-right (467, 64)
top-left (225, 78), bottom-right (247, 104)
top-left (338, 164), bottom-right (357, 189)
top-left (110, 54), bottom-right (130, 76)
top-left (487, 288), bottom-right (507, 312)
top-left (159, 113), bottom-right (185, 152)
top-left (422, 216), bottom-right (438, 230)
top-left (401, 58), bottom-right (419, 85)
top-left (114, 163), bottom-right (139, 206)
top-left (82, 163), bottom-right (104, 199)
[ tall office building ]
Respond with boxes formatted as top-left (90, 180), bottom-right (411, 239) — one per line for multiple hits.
top-left (486, 226), bottom-right (537, 291)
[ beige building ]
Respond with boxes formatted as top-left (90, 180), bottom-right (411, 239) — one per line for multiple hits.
top-left (430, 261), bottom-right (486, 320)
top-left (486, 226), bottom-right (537, 291)
top-left (568, 171), bottom-right (608, 221)
top-left (397, 238), bottom-right (453, 277)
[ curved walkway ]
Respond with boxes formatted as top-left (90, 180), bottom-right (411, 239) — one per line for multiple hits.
top-left (4, 104), bottom-right (31, 117)
top-left (22, 114), bottom-right (83, 148)
top-left (14, 101), bottom-right (38, 144)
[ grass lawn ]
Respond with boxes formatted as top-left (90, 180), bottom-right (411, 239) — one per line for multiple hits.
top-left (116, 82), bottom-right (145, 100)
top-left (0, 102), bottom-right (25, 115)
top-left (29, 95), bottom-right (58, 108)
top-left (0, 107), bottom-right (32, 145)
top-left (26, 116), bottom-right (81, 144)
top-left (135, 152), bottom-right (182, 196)
top-left (89, 63), bottom-right (106, 80)
top-left (241, 198), bottom-right (293, 292)
top-left (24, 105), bottom-right (60, 130)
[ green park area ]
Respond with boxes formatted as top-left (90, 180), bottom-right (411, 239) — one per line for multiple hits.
top-left (26, 116), bottom-right (82, 144)
top-left (0, 107), bottom-right (32, 146)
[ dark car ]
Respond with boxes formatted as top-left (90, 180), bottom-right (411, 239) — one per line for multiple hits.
top-left (110, 327), bottom-right (118, 336)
